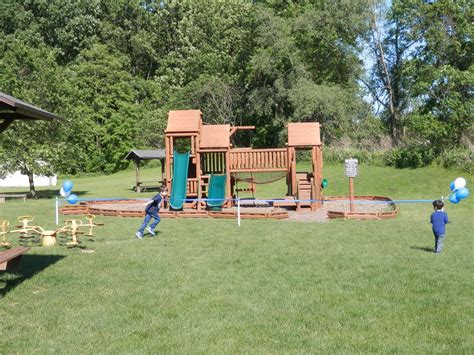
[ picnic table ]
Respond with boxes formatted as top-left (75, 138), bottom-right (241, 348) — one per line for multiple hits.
top-left (124, 150), bottom-right (165, 193)
top-left (133, 181), bottom-right (163, 193)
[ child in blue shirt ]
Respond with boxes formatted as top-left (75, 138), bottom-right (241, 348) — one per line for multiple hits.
top-left (135, 186), bottom-right (168, 239)
top-left (430, 200), bottom-right (449, 254)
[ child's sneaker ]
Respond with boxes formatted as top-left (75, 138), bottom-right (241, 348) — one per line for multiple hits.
top-left (146, 227), bottom-right (156, 236)
top-left (135, 231), bottom-right (143, 239)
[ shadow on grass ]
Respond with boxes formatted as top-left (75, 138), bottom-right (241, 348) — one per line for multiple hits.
top-left (0, 190), bottom-right (89, 200)
top-left (0, 254), bottom-right (65, 298)
top-left (410, 246), bottom-right (434, 253)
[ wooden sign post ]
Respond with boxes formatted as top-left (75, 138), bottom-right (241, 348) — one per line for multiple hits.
top-left (344, 158), bottom-right (358, 212)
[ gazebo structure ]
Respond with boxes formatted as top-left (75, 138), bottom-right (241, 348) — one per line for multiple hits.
top-left (0, 92), bottom-right (60, 133)
top-left (124, 149), bottom-right (166, 193)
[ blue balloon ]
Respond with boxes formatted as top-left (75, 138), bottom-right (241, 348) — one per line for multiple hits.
top-left (450, 181), bottom-right (456, 192)
top-left (63, 180), bottom-right (74, 192)
top-left (449, 193), bottom-right (460, 204)
top-left (67, 194), bottom-right (78, 205)
top-left (455, 187), bottom-right (469, 199)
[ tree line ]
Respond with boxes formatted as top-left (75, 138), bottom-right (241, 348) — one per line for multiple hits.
top-left (0, 0), bottom-right (472, 195)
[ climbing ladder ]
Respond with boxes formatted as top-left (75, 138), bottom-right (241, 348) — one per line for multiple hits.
top-left (296, 173), bottom-right (314, 211)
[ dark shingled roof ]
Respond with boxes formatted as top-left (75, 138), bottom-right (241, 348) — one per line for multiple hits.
top-left (124, 149), bottom-right (166, 161)
top-left (0, 92), bottom-right (61, 132)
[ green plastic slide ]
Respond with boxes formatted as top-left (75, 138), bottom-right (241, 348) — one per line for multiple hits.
top-left (169, 150), bottom-right (190, 210)
top-left (207, 174), bottom-right (226, 211)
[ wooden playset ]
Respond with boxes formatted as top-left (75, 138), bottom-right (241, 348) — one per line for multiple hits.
top-left (61, 110), bottom-right (323, 219)
top-left (161, 109), bottom-right (323, 215)
top-left (58, 109), bottom-right (398, 220)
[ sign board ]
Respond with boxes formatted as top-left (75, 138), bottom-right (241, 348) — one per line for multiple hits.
top-left (345, 158), bottom-right (358, 177)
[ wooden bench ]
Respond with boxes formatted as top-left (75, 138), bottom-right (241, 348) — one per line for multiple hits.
top-left (0, 194), bottom-right (27, 203)
top-left (0, 246), bottom-right (30, 272)
top-left (133, 181), bottom-right (162, 193)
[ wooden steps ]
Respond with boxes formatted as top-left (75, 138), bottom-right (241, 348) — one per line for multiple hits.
top-left (296, 177), bottom-right (313, 209)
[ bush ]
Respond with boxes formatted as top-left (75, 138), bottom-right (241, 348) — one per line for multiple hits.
top-left (321, 147), bottom-right (385, 165)
top-left (298, 144), bottom-right (473, 173)
top-left (439, 148), bottom-right (474, 174)
top-left (384, 146), bottom-right (435, 168)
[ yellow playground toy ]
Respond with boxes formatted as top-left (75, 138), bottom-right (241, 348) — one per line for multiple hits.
top-left (4, 215), bottom-right (103, 247)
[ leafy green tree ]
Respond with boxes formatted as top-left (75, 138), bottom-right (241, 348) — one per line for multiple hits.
top-left (403, 0), bottom-right (473, 149)
top-left (169, 75), bottom-right (245, 126)
top-left (62, 44), bottom-right (145, 174)
top-left (363, 0), bottom-right (414, 142)
top-left (0, 39), bottom-right (67, 196)
top-left (152, 0), bottom-right (255, 89)
top-left (365, 0), bottom-right (472, 150)
top-left (246, 1), bottom-right (373, 146)
top-left (21, 0), bottom-right (103, 63)
top-left (138, 0), bottom-right (256, 147)
top-left (99, 0), bottom-right (158, 79)
top-left (8, 0), bottom-right (465, 175)
top-left (0, 121), bottom-right (66, 197)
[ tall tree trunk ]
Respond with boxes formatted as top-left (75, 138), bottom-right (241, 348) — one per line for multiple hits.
top-left (27, 171), bottom-right (37, 198)
top-left (371, 1), bottom-right (397, 143)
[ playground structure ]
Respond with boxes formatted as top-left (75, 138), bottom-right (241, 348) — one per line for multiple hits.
top-left (162, 109), bottom-right (323, 214)
top-left (10, 216), bottom-right (41, 239)
top-left (58, 109), bottom-right (398, 220)
top-left (2, 215), bottom-right (103, 247)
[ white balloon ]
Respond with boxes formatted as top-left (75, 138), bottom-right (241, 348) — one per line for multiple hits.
top-left (454, 177), bottom-right (466, 190)
top-left (60, 187), bottom-right (70, 197)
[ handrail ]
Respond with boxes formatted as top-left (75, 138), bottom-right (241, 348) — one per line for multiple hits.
top-left (231, 148), bottom-right (287, 152)
top-left (230, 148), bottom-right (288, 172)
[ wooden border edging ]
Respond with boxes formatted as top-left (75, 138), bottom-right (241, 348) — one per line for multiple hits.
top-left (61, 200), bottom-right (289, 220)
top-left (59, 196), bottom-right (398, 221)
top-left (326, 196), bottom-right (398, 220)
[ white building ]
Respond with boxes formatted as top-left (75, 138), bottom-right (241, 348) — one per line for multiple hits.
top-left (0, 171), bottom-right (57, 187)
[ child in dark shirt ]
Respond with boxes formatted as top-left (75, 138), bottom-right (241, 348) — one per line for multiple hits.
top-left (135, 186), bottom-right (168, 239)
top-left (430, 200), bottom-right (449, 254)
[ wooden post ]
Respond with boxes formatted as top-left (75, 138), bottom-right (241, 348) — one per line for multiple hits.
top-left (345, 158), bottom-right (358, 213)
top-left (286, 144), bottom-right (291, 196)
top-left (225, 149), bottom-right (232, 207)
top-left (291, 147), bottom-right (297, 196)
top-left (349, 176), bottom-right (355, 212)
top-left (160, 158), bottom-right (165, 184)
top-left (165, 135), bottom-right (172, 194)
top-left (317, 146), bottom-right (323, 208)
top-left (196, 134), bottom-right (201, 211)
top-left (312, 146), bottom-right (322, 210)
top-left (135, 159), bottom-right (141, 193)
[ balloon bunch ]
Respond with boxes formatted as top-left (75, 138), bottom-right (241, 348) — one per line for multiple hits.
top-left (448, 177), bottom-right (469, 204)
top-left (60, 180), bottom-right (79, 204)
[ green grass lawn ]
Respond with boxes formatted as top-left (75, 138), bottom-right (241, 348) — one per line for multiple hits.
top-left (0, 164), bottom-right (472, 353)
